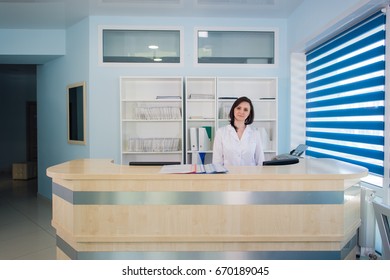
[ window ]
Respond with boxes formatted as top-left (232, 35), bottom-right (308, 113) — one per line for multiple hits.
top-left (305, 11), bottom-right (386, 187)
top-left (102, 29), bottom-right (181, 63)
top-left (197, 30), bottom-right (275, 64)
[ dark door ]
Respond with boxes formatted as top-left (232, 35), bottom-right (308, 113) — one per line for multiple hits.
top-left (26, 101), bottom-right (37, 162)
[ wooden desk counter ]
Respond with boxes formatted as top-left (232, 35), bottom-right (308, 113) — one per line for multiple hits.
top-left (47, 158), bottom-right (368, 260)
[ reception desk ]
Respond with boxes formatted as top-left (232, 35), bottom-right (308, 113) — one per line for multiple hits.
top-left (46, 158), bottom-right (367, 260)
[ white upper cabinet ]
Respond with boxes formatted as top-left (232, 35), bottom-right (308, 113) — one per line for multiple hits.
top-left (184, 77), bottom-right (217, 164)
top-left (120, 76), bottom-right (277, 165)
top-left (120, 77), bottom-right (184, 165)
top-left (185, 77), bottom-right (278, 163)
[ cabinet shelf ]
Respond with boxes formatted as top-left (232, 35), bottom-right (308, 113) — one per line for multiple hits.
top-left (123, 151), bottom-right (182, 155)
top-left (122, 119), bottom-right (182, 122)
top-left (218, 118), bottom-right (276, 122)
top-left (187, 118), bottom-right (215, 121)
top-left (121, 99), bottom-right (182, 102)
top-left (187, 99), bottom-right (216, 102)
top-left (257, 119), bottom-right (277, 122)
top-left (218, 99), bottom-right (276, 103)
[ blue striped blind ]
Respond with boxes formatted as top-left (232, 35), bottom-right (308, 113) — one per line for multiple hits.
top-left (305, 11), bottom-right (386, 177)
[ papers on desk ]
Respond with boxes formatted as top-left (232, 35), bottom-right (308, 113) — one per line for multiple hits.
top-left (159, 163), bottom-right (228, 174)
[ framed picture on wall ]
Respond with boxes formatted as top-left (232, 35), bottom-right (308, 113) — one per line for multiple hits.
top-left (67, 81), bottom-right (86, 145)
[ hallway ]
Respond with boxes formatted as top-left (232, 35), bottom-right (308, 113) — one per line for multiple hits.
top-left (0, 174), bottom-right (56, 260)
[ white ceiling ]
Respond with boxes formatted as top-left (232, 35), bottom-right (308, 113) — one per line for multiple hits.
top-left (0, 0), bottom-right (304, 29)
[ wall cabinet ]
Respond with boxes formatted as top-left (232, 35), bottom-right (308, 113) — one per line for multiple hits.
top-left (217, 77), bottom-right (278, 160)
top-left (184, 77), bottom-right (217, 164)
top-left (120, 77), bottom-right (184, 165)
top-left (120, 76), bottom-right (277, 165)
top-left (185, 77), bottom-right (278, 163)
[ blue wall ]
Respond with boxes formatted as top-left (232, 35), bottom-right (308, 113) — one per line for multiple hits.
top-left (0, 29), bottom-right (65, 63)
top-left (37, 19), bottom-right (90, 198)
top-left (31, 0), bottom-right (371, 199)
top-left (287, 0), bottom-right (382, 51)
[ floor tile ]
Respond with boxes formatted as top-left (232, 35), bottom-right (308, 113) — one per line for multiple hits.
top-left (0, 174), bottom-right (56, 260)
top-left (0, 228), bottom-right (55, 260)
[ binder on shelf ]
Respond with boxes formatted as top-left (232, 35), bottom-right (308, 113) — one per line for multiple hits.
top-left (198, 126), bottom-right (211, 151)
top-left (189, 127), bottom-right (198, 151)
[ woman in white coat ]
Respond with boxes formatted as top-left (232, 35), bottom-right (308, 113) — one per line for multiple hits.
top-left (212, 96), bottom-right (265, 166)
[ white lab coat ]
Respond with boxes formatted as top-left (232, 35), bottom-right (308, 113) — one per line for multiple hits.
top-left (212, 124), bottom-right (265, 166)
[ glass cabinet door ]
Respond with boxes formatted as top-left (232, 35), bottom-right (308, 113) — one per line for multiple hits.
top-left (197, 30), bottom-right (275, 64)
top-left (103, 29), bottom-right (181, 63)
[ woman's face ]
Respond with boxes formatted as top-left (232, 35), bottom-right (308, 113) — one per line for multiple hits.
top-left (234, 101), bottom-right (251, 122)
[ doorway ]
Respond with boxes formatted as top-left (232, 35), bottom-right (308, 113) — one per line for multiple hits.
top-left (26, 101), bottom-right (37, 162)
top-left (0, 65), bottom-right (37, 185)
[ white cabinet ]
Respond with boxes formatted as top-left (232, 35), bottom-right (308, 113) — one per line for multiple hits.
top-left (217, 77), bottom-right (278, 160)
top-left (184, 77), bottom-right (217, 164)
top-left (120, 76), bottom-right (277, 165)
top-left (120, 77), bottom-right (184, 165)
top-left (185, 77), bottom-right (278, 163)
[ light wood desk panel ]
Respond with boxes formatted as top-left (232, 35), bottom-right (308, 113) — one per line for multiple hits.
top-left (47, 158), bottom-right (367, 260)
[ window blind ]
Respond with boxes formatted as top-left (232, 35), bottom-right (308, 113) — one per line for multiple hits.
top-left (305, 11), bottom-right (386, 178)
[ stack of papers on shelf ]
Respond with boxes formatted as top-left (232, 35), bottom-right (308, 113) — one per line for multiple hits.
top-left (189, 93), bottom-right (214, 99)
top-left (127, 137), bottom-right (181, 152)
top-left (219, 104), bottom-right (232, 119)
top-left (134, 104), bottom-right (181, 120)
top-left (159, 163), bottom-right (228, 174)
top-left (156, 95), bottom-right (181, 99)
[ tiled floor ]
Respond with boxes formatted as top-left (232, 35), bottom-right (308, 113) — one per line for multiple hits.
top-left (0, 174), bottom-right (56, 260)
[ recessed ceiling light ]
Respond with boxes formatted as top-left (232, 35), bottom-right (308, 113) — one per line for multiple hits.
top-left (149, 45), bottom-right (159, 49)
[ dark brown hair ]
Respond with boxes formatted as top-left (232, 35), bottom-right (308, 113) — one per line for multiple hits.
top-left (229, 96), bottom-right (254, 130)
